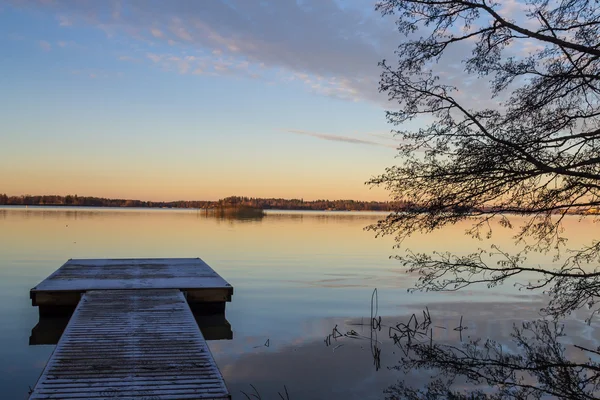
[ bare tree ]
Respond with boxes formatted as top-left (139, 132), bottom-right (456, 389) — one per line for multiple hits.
top-left (369, 0), bottom-right (600, 398)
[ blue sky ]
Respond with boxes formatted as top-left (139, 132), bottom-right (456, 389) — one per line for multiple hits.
top-left (0, 0), bottom-right (410, 201)
top-left (0, 0), bottom-right (532, 201)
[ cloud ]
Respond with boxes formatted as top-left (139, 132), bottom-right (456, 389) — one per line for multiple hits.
top-left (497, 0), bottom-right (528, 19)
top-left (143, 51), bottom-right (263, 78)
top-left (55, 40), bottom-right (83, 49)
top-left (6, 0), bottom-right (537, 109)
top-left (7, 33), bottom-right (25, 41)
top-left (39, 40), bottom-right (51, 51)
top-left (6, 0), bottom-right (396, 105)
top-left (368, 132), bottom-right (397, 141)
top-left (146, 53), bottom-right (162, 63)
top-left (285, 129), bottom-right (397, 149)
top-left (111, 1), bottom-right (121, 20)
top-left (150, 28), bottom-right (163, 38)
top-left (70, 69), bottom-right (123, 79)
top-left (57, 14), bottom-right (71, 26)
top-left (170, 18), bottom-right (193, 41)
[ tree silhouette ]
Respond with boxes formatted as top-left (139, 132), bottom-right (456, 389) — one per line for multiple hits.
top-left (369, 1), bottom-right (600, 398)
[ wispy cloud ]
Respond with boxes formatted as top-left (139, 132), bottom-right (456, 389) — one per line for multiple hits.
top-left (144, 51), bottom-right (262, 78)
top-left (55, 40), bottom-right (83, 49)
top-left (368, 132), bottom-right (396, 141)
top-left (57, 15), bottom-right (71, 26)
top-left (70, 69), bottom-right (123, 79)
top-left (6, 0), bottom-right (532, 109)
top-left (146, 53), bottom-right (162, 63)
top-left (39, 40), bottom-right (51, 51)
top-left (8, 33), bottom-right (25, 41)
top-left (7, 0), bottom-right (395, 105)
top-left (150, 28), bottom-right (163, 38)
top-left (285, 129), bottom-right (397, 149)
top-left (118, 55), bottom-right (139, 62)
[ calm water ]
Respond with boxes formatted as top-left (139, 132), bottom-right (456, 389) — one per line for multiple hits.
top-left (0, 207), bottom-right (597, 399)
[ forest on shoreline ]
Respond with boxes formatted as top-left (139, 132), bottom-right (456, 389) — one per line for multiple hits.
top-left (3, 194), bottom-right (596, 214)
top-left (0, 194), bottom-right (397, 212)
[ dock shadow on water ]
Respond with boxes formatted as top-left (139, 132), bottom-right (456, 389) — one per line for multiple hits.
top-left (29, 311), bottom-right (234, 346)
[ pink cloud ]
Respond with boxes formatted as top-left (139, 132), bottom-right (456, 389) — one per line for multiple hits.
top-left (150, 28), bottom-right (163, 38)
top-left (39, 40), bottom-right (51, 51)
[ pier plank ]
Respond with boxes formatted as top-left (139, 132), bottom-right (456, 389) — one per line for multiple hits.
top-left (29, 289), bottom-right (230, 400)
top-left (32, 258), bottom-right (231, 292)
top-left (30, 258), bottom-right (233, 313)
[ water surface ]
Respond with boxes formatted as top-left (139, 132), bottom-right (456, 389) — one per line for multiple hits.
top-left (0, 207), bottom-right (596, 399)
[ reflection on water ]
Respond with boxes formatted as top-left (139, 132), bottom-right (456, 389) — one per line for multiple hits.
top-left (211, 206), bottom-right (265, 222)
top-left (29, 315), bottom-right (70, 346)
top-left (29, 312), bottom-right (233, 346)
top-left (0, 207), bottom-right (597, 399)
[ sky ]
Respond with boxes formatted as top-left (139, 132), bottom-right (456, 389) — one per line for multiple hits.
top-left (0, 0), bottom-right (412, 201)
top-left (0, 0), bottom-right (529, 202)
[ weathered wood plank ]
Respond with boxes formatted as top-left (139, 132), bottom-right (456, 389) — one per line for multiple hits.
top-left (29, 289), bottom-right (230, 400)
top-left (30, 258), bottom-right (233, 307)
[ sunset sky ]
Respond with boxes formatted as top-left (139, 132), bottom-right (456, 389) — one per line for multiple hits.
top-left (0, 0), bottom-right (412, 201)
top-left (1, 0), bottom-right (525, 201)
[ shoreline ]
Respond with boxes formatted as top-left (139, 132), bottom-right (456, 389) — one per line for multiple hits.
top-left (0, 204), bottom-right (594, 215)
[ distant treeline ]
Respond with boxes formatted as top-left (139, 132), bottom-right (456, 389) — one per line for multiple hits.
top-left (0, 194), bottom-right (212, 209)
top-left (0, 194), bottom-right (398, 211)
top-left (215, 196), bottom-right (396, 211)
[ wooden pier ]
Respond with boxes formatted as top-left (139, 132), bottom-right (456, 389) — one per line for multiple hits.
top-left (29, 258), bottom-right (233, 400)
top-left (31, 258), bottom-right (233, 316)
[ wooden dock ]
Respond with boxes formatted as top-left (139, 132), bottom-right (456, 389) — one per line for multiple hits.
top-left (29, 258), bottom-right (233, 400)
top-left (31, 258), bottom-right (233, 316)
top-left (29, 289), bottom-right (230, 399)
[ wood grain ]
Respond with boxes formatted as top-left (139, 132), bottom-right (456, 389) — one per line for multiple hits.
top-left (29, 289), bottom-right (231, 400)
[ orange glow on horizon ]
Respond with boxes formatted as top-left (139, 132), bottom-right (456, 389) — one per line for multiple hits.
top-left (0, 176), bottom-right (391, 202)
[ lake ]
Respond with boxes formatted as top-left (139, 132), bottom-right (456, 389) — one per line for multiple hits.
top-left (0, 207), bottom-right (597, 399)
